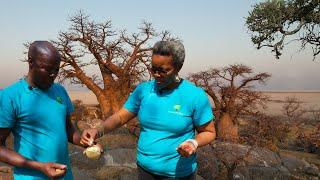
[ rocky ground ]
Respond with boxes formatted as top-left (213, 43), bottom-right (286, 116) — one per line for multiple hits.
top-left (1, 129), bottom-right (319, 179)
top-left (69, 128), bottom-right (139, 180)
top-left (1, 103), bottom-right (319, 179)
top-left (197, 142), bottom-right (320, 180)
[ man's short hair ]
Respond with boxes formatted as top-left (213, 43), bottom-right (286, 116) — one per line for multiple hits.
top-left (28, 41), bottom-right (60, 61)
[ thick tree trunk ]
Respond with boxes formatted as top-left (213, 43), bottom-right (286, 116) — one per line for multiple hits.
top-left (73, 66), bottom-right (113, 118)
top-left (216, 112), bottom-right (239, 142)
top-left (95, 91), bottom-right (124, 118)
top-left (95, 85), bottom-right (130, 118)
top-left (107, 90), bottom-right (122, 113)
top-left (96, 94), bottom-right (112, 118)
top-left (83, 73), bottom-right (131, 119)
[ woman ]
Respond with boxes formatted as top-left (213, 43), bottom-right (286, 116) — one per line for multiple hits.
top-left (80, 40), bottom-right (216, 180)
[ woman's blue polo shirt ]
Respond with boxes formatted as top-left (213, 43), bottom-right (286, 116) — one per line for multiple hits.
top-left (124, 80), bottom-right (214, 177)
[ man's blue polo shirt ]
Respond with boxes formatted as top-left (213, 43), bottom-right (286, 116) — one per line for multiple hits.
top-left (124, 79), bottom-right (214, 177)
top-left (0, 79), bottom-right (74, 179)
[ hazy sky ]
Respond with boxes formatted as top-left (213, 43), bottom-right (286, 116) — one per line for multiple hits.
top-left (1, 0), bottom-right (320, 90)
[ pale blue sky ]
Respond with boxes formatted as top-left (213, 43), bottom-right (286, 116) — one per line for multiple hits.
top-left (1, 0), bottom-right (320, 90)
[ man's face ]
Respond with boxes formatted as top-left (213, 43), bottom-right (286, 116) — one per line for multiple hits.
top-left (29, 53), bottom-right (60, 90)
top-left (151, 54), bottom-right (177, 90)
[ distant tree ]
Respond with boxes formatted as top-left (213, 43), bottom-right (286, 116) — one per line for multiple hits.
top-left (39, 11), bottom-right (171, 117)
top-left (246, 0), bottom-right (320, 60)
top-left (187, 64), bottom-right (270, 141)
top-left (282, 96), bottom-right (307, 122)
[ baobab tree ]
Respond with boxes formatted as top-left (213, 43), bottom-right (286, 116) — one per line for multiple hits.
top-left (47, 11), bottom-right (172, 117)
top-left (188, 64), bottom-right (270, 141)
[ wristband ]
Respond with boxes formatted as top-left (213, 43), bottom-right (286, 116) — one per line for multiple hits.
top-left (185, 139), bottom-right (198, 149)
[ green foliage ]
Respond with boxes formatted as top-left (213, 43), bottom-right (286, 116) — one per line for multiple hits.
top-left (246, 0), bottom-right (320, 59)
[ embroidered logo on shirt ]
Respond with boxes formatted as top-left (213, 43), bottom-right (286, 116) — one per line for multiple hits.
top-left (56, 96), bottom-right (63, 104)
top-left (168, 104), bottom-right (188, 116)
top-left (174, 104), bottom-right (181, 111)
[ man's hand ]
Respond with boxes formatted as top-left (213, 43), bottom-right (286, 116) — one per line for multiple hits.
top-left (176, 140), bottom-right (197, 157)
top-left (40, 162), bottom-right (67, 178)
top-left (80, 128), bottom-right (99, 147)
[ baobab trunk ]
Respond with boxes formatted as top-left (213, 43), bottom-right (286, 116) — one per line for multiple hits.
top-left (96, 94), bottom-right (112, 118)
top-left (216, 112), bottom-right (239, 142)
top-left (96, 88), bottom-right (129, 118)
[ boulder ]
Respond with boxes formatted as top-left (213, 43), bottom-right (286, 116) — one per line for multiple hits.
top-left (69, 144), bottom-right (137, 179)
top-left (197, 142), bottom-right (320, 180)
top-left (98, 133), bottom-right (137, 149)
top-left (232, 165), bottom-right (291, 180)
top-left (104, 149), bottom-right (137, 168)
top-left (280, 152), bottom-right (320, 178)
top-left (197, 145), bottom-right (220, 180)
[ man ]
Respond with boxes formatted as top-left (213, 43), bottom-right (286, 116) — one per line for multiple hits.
top-left (0, 41), bottom-right (83, 179)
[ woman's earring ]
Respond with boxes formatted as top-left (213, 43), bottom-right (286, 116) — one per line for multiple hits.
top-left (175, 75), bottom-right (181, 83)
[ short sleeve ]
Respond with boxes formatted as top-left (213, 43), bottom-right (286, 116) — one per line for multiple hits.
top-left (123, 84), bottom-right (143, 114)
top-left (58, 85), bottom-right (74, 115)
top-left (193, 89), bottom-right (214, 126)
top-left (0, 90), bottom-right (17, 128)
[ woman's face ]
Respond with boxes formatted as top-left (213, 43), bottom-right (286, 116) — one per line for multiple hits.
top-left (151, 54), bottom-right (178, 90)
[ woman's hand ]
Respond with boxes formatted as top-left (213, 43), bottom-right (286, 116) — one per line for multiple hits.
top-left (80, 128), bottom-right (99, 147)
top-left (176, 140), bottom-right (198, 157)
